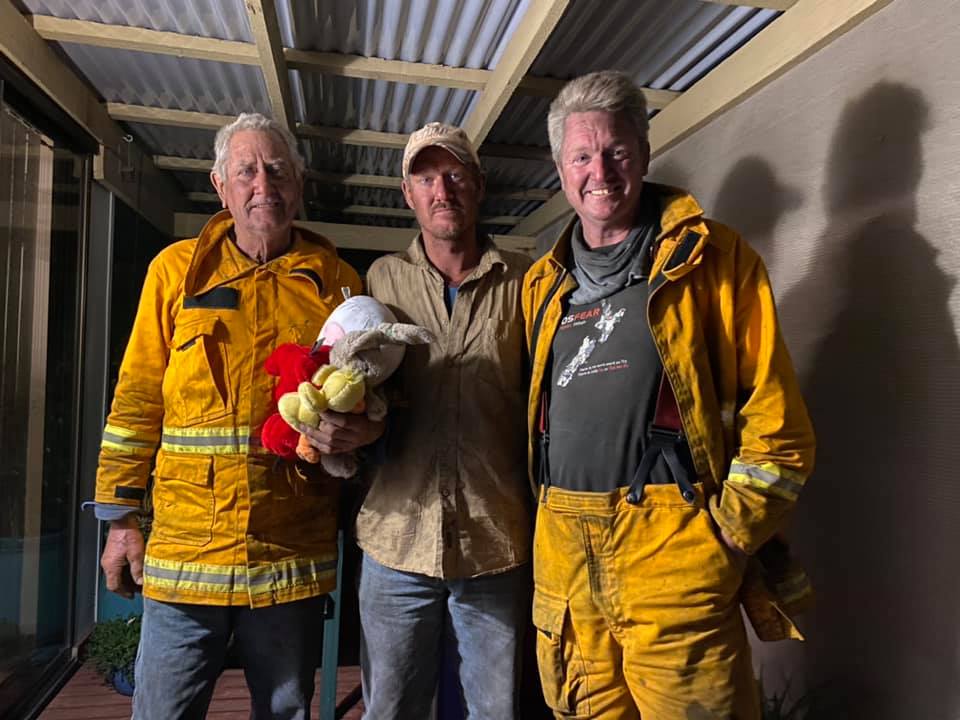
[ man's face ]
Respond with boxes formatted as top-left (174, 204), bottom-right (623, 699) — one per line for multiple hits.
top-left (211, 129), bottom-right (302, 242)
top-left (402, 146), bottom-right (484, 243)
top-left (557, 110), bottom-right (650, 241)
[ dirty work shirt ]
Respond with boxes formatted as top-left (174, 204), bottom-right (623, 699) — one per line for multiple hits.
top-left (547, 281), bottom-right (672, 492)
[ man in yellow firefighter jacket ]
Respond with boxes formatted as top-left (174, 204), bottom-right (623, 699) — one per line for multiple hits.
top-left (93, 113), bottom-right (376, 718)
top-left (523, 72), bottom-right (816, 718)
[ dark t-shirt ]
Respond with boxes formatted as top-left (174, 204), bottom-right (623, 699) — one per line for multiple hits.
top-left (547, 281), bottom-right (673, 491)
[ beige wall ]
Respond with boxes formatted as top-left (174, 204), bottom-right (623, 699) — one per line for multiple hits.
top-left (650, 0), bottom-right (960, 716)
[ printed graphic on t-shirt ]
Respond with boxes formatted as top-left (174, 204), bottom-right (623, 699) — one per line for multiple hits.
top-left (547, 282), bottom-right (663, 492)
top-left (556, 298), bottom-right (627, 387)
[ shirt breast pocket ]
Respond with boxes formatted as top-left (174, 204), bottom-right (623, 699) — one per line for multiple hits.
top-left (479, 317), bottom-right (523, 391)
top-left (163, 315), bottom-right (232, 425)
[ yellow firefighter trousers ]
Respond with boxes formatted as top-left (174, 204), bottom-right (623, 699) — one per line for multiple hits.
top-left (532, 484), bottom-right (760, 720)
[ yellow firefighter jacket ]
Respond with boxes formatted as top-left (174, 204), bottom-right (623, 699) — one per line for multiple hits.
top-left (95, 210), bottom-right (362, 607)
top-left (523, 185), bottom-right (815, 556)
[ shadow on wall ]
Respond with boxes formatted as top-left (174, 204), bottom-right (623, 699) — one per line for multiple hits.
top-left (711, 156), bottom-right (804, 265)
top-left (776, 82), bottom-right (959, 719)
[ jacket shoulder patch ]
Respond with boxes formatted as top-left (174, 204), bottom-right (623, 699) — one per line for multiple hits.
top-left (290, 268), bottom-right (324, 296)
top-left (114, 486), bottom-right (146, 501)
top-left (184, 287), bottom-right (239, 309)
top-left (664, 231), bottom-right (701, 273)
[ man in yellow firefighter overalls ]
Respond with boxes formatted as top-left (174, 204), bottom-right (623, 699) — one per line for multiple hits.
top-left (524, 71), bottom-right (816, 719)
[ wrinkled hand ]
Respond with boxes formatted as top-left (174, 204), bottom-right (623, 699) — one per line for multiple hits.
top-left (298, 411), bottom-right (384, 455)
top-left (101, 515), bottom-right (145, 599)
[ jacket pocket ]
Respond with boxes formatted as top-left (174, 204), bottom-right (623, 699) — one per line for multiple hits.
top-left (164, 315), bottom-right (232, 425)
top-left (532, 588), bottom-right (576, 714)
top-left (151, 454), bottom-right (215, 547)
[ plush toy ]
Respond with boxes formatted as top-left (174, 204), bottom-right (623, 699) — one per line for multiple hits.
top-left (261, 295), bottom-right (433, 478)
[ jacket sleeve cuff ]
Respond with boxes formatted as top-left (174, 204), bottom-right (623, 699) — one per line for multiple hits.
top-left (86, 501), bottom-right (140, 522)
top-left (708, 482), bottom-right (791, 556)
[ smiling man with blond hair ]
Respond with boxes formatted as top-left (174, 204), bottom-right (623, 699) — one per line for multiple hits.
top-left (524, 71), bottom-right (816, 719)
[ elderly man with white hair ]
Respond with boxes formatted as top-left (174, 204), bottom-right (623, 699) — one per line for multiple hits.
top-left (93, 112), bottom-right (378, 719)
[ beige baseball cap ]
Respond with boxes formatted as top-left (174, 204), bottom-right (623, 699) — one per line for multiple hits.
top-left (402, 122), bottom-right (481, 177)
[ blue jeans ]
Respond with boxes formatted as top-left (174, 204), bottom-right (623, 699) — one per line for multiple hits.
top-left (358, 553), bottom-right (530, 720)
top-left (133, 596), bottom-right (325, 719)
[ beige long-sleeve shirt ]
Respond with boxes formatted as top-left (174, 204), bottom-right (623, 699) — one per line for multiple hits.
top-left (356, 234), bottom-right (532, 578)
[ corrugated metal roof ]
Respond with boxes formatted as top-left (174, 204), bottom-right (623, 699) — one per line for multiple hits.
top-left (21, 0), bottom-right (252, 41)
top-left (277, 0), bottom-right (529, 68)
top-left (295, 74), bottom-right (477, 134)
top-left (302, 138), bottom-right (402, 176)
top-left (531, 0), bottom-right (727, 83)
top-left (51, 44), bottom-right (270, 116)
top-left (126, 123), bottom-right (215, 161)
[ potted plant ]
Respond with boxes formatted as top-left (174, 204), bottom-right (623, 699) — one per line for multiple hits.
top-left (85, 613), bottom-right (141, 696)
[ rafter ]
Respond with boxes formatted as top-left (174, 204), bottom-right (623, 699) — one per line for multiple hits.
top-left (243, 0), bottom-right (294, 129)
top-left (29, 14), bottom-right (259, 64)
top-left (511, 190), bottom-right (570, 237)
top-left (702, 0), bottom-right (797, 10)
top-left (463, 0), bottom-right (571, 146)
top-left (108, 103), bottom-right (554, 160)
top-left (182, 196), bottom-right (522, 226)
top-left (30, 15), bottom-right (678, 110)
top-left (173, 214), bottom-right (536, 254)
top-left (106, 103), bottom-right (233, 130)
top-left (284, 48), bottom-right (488, 90)
top-left (512, 0), bottom-right (893, 236)
top-left (173, 160), bottom-right (553, 202)
top-left (295, 124), bottom-right (406, 149)
top-left (341, 206), bottom-right (521, 226)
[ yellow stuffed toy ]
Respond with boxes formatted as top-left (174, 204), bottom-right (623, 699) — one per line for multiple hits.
top-left (276, 295), bottom-right (432, 477)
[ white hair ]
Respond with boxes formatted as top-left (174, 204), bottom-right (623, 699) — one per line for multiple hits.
top-left (547, 71), bottom-right (649, 164)
top-left (212, 113), bottom-right (305, 180)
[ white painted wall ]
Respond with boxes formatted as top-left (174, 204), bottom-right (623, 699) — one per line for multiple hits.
top-left (651, 0), bottom-right (960, 717)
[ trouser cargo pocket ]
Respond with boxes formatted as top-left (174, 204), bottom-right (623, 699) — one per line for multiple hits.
top-left (533, 587), bottom-right (578, 714)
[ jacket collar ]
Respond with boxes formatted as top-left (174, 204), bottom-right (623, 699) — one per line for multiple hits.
top-left (534, 183), bottom-right (713, 284)
top-left (404, 232), bottom-right (507, 282)
top-left (184, 210), bottom-right (336, 297)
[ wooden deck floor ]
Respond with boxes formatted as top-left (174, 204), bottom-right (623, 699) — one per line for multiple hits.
top-left (38, 663), bottom-right (363, 719)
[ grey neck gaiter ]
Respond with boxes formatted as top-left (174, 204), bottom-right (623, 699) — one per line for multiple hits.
top-left (569, 190), bottom-right (660, 306)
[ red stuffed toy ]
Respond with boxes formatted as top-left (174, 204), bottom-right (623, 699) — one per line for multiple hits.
top-left (260, 342), bottom-right (330, 461)
top-left (259, 295), bottom-right (433, 476)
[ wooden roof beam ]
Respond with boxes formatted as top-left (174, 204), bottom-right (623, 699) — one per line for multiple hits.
top-left (702, 0), bottom-right (797, 10)
top-left (109, 103), bottom-right (553, 160)
top-left (283, 48), bottom-right (489, 90)
top-left (183, 197), bottom-right (522, 227)
top-left (30, 14), bottom-right (259, 64)
top-left (462, 0), bottom-right (571, 146)
top-left (174, 213), bottom-right (536, 254)
top-left (244, 0), bottom-right (294, 130)
top-left (170, 159), bottom-right (553, 201)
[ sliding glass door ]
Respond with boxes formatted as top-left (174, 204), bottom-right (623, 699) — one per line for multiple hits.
top-left (0, 105), bottom-right (86, 718)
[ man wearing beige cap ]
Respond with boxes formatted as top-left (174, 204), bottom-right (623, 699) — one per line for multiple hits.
top-left (354, 122), bottom-right (533, 719)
